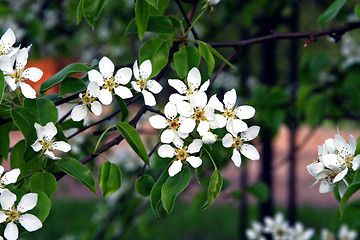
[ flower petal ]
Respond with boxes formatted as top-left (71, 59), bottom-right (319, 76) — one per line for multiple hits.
top-left (34, 123), bottom-right (45, 140)
top-left (334, 135), bottom-right (348, 154)
top-left (189, 91), bottom-right (207, 109)
top-left (169, 160), bottom-right (182, 177)
top-left (215, 114), bottom-right (227, 128)
top-left (164, 102), bottom-right (177, 120)
top-left (160, 129), bottom-right (175, 144)
top-left (338, 181), bottom-right (347, 198)
top-left (187, 67), bottom-right (201, 90)
top-left (16, 48), bottom-right (28, 69)
top-left (31, 140), bottom-right (42, 152)
top-left (240, 144), bottom-right (260, 160)
top-left (158, 144), bottom-right (176, 158)
top-left (241, 126), bottom-right (260, 141)
top-left (187, 139), bottom-right (203, 153)
top-left (352, 155), bottom-right (360, 171)
top-left (168, 79), bottom-right (187, 94)
top-left (223, 89), bottom-right (236, 110)
top-left (350, 135), bottom-right (356, 155)
top-left (222, 133), bottom-right (234, 148)
top-left (71, 104), bottom-right (87, 122)
top-left (139, 60), bottom-right (152, 80)
top-left (0, 55), bottom-right (14, 73)
top-left (114, 67), bottom-right (132, 85)
top-left (149, 115), bottom-right (168, 129)
top-left (1, 29), bottom-right (16, 48)
top-left (333, 168), bottom-right (348, 183)
top-left (52, 141), bottom-right (71, 153)
top-left (0, 166), bottom-right (3, 175)
top-left (4, 76), bottom-right (16, 91)
top-left (186, 156), bottom-right (202, 168)
top-left (99, 56), bottom-right (115, 78)
top-left (131, 81), bottom-right (141, 92)
top-left (176, 101), bottom-right (193, 118)
top-left (202, 132), bottom-right (217, 144)
top-left (232, 119), bottom-right (248, 133)
top-left (114, 86), bottom-right (133, 99)
top-left (307, 162), bottom-right (325, 177)
top-left (88, 69), bottom-right (104, 87)
top-left (322, 154), bottom-right (339, 169)
top-left (0, 189), bottom-right (16, 211)
top-left (197, 120), bottom-right (210, 136)
top-left (169, 93), bottom-right (186, 105)
top-left (19, 214), bottom-right (42, 232)
top-left (179, 118), bottom-right (196, 134)
top-left (142, 90), bottom-right (156, 106)
top-left (207, 94), bottom-right (224, 112)
top-left (234, 105), bottom-right (255, 120)
top-left (19, 82), bottom-right (36, 99)
top-left (199, 79), bottom-right (210, 92)
top-left (17, 193), bottom-right (38, 213)
top-left (4, 221), bottom-right (18, 240)
top-left (87, 81), bottom-right (100, 97)
top-left (0, 211), bottom-right (7, 223)
top-left (90, 101), bottom-right (102, 116)
top-left (44, 122), bottom-right (57, 140)
top-left (98, 89), bottom-right (113, 105)
top-left (133, 60), bottom-right (140, 80)
top-left (22, 67), bottom-right (43, 82)
top-left (2, 169), bottom-right (20, 185)
top-left (231, 149), bottom-right (241, 167)
top-left (147, 80), bottom-right (162, 94)
top-left (44, 149), bottom-right (60, 160)
top-left (319, 179), bottom-right (334, 193)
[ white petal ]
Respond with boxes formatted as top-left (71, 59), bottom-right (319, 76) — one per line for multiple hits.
top-left (187, 139), bottom-right (203, 153)
top-left (0, 55), bottom-right (13, 73)
top-left (169, 160), bottom-right (182, 177)
top-left (1, 29), bottom-right (16, 47)
top-left (222, 133), bottom-right (234, 148)
top-left (169, 93), bottom-right (186, 104)
top-left (322, 154), bottom-right (339, 169)
top-left (186, 156), bottom-right (202, 168)
top-left (17, 193), bottom-right (38, 213)
top-left (34, 123), bottom-right (45, 140)
top-left (189, 91), bottom-right (207, 109)
top-left (44, 122), bottom-right (57, 140)
top-left (5, 76), bottom-right (16, 91)
top-left (231, 149), bottom-right (242, 167)
top-left (352, 155), bottom-right (360, 171)
top-left (240, 144), bottom-right (260, 160)
top-left (319, 179), bottom-right (334, 193)
top-left (0, 189), bottom-right (16, 211)
top-left (90, 101), bottom-right (102, 116)
top-left (158, 145), bottom-right (176, 158)
top-left (207, 94), bottom-right (224, 112)
top-left (176, 101), bottom-right (193, 118)
top-left (350, 135), bottom-right (356, 155)
top-left (234, 105), bottom-right (256, 119)
top-left (2, 169), bottom-right (20, 185)
top-left (31, 140), bottom-right (42, 152)
top-left (98, 89), bottom-right (113, 105)
top-left (338, 181), bottom-right (347, 198)
top-left (307, 162), bottom-right (325, 177)
top-left (99, 56), bottom-right (114, 77)
top-left (179, 118), bottom-right (196, 134)
top-left (149, 115), bottom-right (168, 129)
top-left (187, 67), bottom-right (201, 90)
top-left (19, 214), bottom-right (42, 232)
top-left (241, 126), bottom-right (260, 141)
top-left (333, 168), bottom-right (348, 183)
top-left (0, 166), bottom-right (3, 175)
top-left (114, 67), bottom-right (132, 85)
top-left (19, 82), bottom-right (36, 99)
top-left (52, 141), bottom-right (71, 153)
top-left (0, 211), bottom-right (7, 223)
top-left (71, 104), bottom-right (87, 122)
top-left (223, 89), bottom-right (236, 110)
top-left (168, 79), bottom-right (187, 94)
top-left (173, 134), bottom-right (184, 147)
top-left (215, 114), bottom-right (227, 128)
top-left (202, 132), bottom-right (217, 144)
top-left (4, 221), bottom-right (18, 240)
top-left (232, 119), bottom-right (248, 133)
top-left (164, 102), bottom-right (177, 119)
top-left (44, 149), bottom-right (59, 160)
top-left (88, 69), bottom-right (104, 87)
top-left (142, 90), bottom-right (156, 106)
top-left (139, 60), bottom-right (152, 80)
top-left (16, 48), bottom-right (28, 69)
top-left (204, 106), bottom-right (215, 121)
top-left (133, 60), bottom-right (140, 80)
top-left (160, 129), bottom-right (175, 144)
top-left (87, 81), bottom-right (100, 97)
top-left (334, 135), bottom-right (348, 153)
top-left (146, 80), bottom-right (162, 94)
top-left (22, 67), bottom-right (43, 82)
top-left (131, 81), bottom-right (141, 92)
top-left (114, 86), bottom-right (133, 99)
top-left (197, 120), bottom-right (210, 136)
top-left (199, 79), bottom-right (210, 92)
top-left (324, 138), bottom-right (336, 154)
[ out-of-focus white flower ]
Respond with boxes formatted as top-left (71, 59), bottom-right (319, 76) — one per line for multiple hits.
top-left (88, 56), bottom-right (133, 105)
top-left (0, 48), bottom-right (43, 99)
top-left (168, 67), bottom-right (209, 104)
top-left (0, 28), bottom-right (16, 57)
top-left (149, 102), bottom-right (188, 144)
top-left (0, 189), bottom-right (42, 240)
top-left (222, 126), bottom-right (260, 167)
top-left (131, 60), bottom-right (162, 106)
top-left (71, 81), bottom-right (102, 121)
top-left (263, 213), bottom-right (292, 240)
top-left (31, 122), bottom-right (71, 160)
top-left (291, 222), bottom-right (314, 240)
top-left (321, 228), bottom-right (335, 240)
top-left (340, 35), bottom-right (360, 69)
top-left (204, 0), bottom-right (220, 11)
top-left (338, 224), bottom-right (357, 240)
top-left (158, 139), bottom-right (203, 177)
top-left (246, 221), bottom-right (265, 240)
top-left (0, 167), bottom-right (20, 193)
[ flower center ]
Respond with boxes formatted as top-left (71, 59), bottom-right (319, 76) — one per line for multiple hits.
top-left (81, 92), bottom-right (96, 106)
top-left (167, 118), bottom-right (180, 130)
top-left (233, 137), bottom-right (243, 149)
top-left (5, 207), bottom-right (20, 223)
top-left (40, 137), bottom-right (54, 151)
top-left (103, 76), bottom-right (117, 93)
top-left (191, 107), bottom-right (207, 122)
top-left (175, 147), bottom-right (189, 163)
top-left (136, 76), bottom-right (147, 91)
top-left (222, 109), bottom-right (235, 120)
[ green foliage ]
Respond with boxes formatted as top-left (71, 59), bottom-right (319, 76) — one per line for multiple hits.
top-left (139, 38), bottom-right (169, 78)
top-left (198, 42), bottom-right (215, 76)
top-left (150, 167), bottom-right (169, 219)
top-left (10, 140), bottom-right (27, 179)
top-left (59, 77), bottom-right (87, 97)
top-left (135, 0), bottom-right (150, 41)
top-left (318, 0), bottom-right (348, 28)
top-left (202, 169), bottom-right (223, 209)
top-left (24, 98), bottom-right (58, 125)
top-left (57, 158), bottom-right (96, 194)
top-left (355, 4), bottom-right (360, 18)
top-left (60, 119), bottom-right (84, 130)
top-left (40, 63), bottom-right (91, 93)
top-left (0, 71), bottom-right (4, 104)
top-left (77, 0), bottom-right (108, 27)
top-left (340, 170), bottom-right (360, 217)
top-left (206, 43), bottom-right (235, 69)
top-left (0, 122), bottom-right (12, 161)
top-left (30, 172), bottom-right (58, 198)
top-left (28, 191), bottom-right (51, 222)
top-left (116, 122), bottom-right (150, 166)
top-left (135, 174), bottom-right (155, 196)
top-left (174, 46), bottom-right (201, 79)
top-left (247, 182), bottom-right (269, 202)
top-left (114, 96), bottom-right (129, 122)
top-left (126, 16), bottom-right (176, 35)
top-left (98, 162), bottom-right (122, 197)
top-left (161, 166), bottom-right (191, 214)
top-left (305, 93), bottom-right (328, 127)
top-left (145, 0), bottom-right (158, 9)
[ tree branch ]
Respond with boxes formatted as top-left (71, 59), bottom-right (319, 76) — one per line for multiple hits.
top-left (174, 0), bottom-right (199, 39)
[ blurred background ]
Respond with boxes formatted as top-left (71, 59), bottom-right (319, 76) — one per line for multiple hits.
top-left (2, 0), bottom-right (360, 239)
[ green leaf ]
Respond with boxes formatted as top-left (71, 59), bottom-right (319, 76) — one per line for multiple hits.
top-left (10, 140), bottom-right (27, 179)
top-left (80, 0), bottom-right (108, 27)
top-left (145, 0), bottom-right (158, 9)
top-left (150, 167), bottom-right (169, 219)
top-left (60, 119), bottom-right (84, 130)
top-left (198, 42), bottom-right (215, 76)
top-left (305, 94), bottom-right (327, 127)
top-left (247, 182), bottom-right (269, 202)
top-left (355, 135), bottom-right (360, 156)
top-left (77, 0), bottom-right (84, 24)
top-left (0, 71), bottom-right (5, 104)
top-left (98, 162), bottom-right (122, 197)
top-left (28, 191), bottom-right (51, 222)
top-left (40, 63), bottom-right (91, 93)
top-left (140, 38), bottom-right (169, 78)
top-left (30, 172), bottom-right (58, 198)
top-left (0, 105), bottom-right (10, 119)
top-left (0, 122), bottom-right (12, 161)
top-left (318, 0), bottom-right (348, 29)
top-left (207, 44), bottom-right (235, 69)
top-left (59, 77), bottom-right (86, 97)
top-left (57, 158), bottom-right (96, 193)
top-left (10, 107), bottom-right (38, 145)
top-left (135, 0), bottom-right (149, 41)
top-left (136, 174), bottom-right (155, 196)
top-left (202, 169), bottom-right (223, 209)
top-left (116, 122), bottom-right (149, 166)
top-left (355, 4), bottom-right (360, 18)
top-left (174, 46), bottom-right (201, 79)
top-left (114, 96), bottom-right (129, 122)
top-left (36, 98), bottom-right (58, 125)
top-left (161, 166), bottom-right (191, 214)
top-left (126, 16), bottom-right (175, 35)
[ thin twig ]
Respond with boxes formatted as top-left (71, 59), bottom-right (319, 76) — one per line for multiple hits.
top-left (138, 141), bottom-right (160, 177)
top-left (174, 0), bottom-right (199, 39)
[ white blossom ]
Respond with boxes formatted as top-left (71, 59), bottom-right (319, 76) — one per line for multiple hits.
top-left (158, 139), bottom-right (203, 177)
top-left (88, 56), bottom-right (133, 105)
top-left (338, 224), bottom-right (357, 240)
top-left (321, 229), bottom-right (335, 240)
top-left (222, 126), bottom-right (260, 167)
top-left (340, 35), bottom-right (360, 69)
top-left (71, 81), bottom-right (102, 121)
top-left (263, 213), bottom-right (292, 240)
top-left (291, 222), bottom-right (314, 240)
top-left (131, 60), bottom-right (162, 106)
top-left (0, 28), bottom-right (17, 57)
top-left (0, 189), bottom-right (42, 240)
top-left (0, 167), bottom-right (20, 193)
top-left (246, 221), bottom-right (265, 240)
top-left (31, 122), bottom-right (71, 160)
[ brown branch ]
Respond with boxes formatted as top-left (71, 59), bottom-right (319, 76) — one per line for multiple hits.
top-left (174, 0), bottom-right (199, 39)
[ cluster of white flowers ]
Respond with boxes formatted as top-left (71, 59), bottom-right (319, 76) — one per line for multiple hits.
top-left (71, 57), bottom-right (162, 121)
top-left (149, 67), bottom-right (260, 176)
top-left (0, 168), bottom-right (42, 240)
top-left (0, 29), bottom-right (43, 99)
top-left (340, 35), bottom-right (360, 70)
top-left (321, 225), bottom-right (358, 240)
top-left (307, 133), bottom-right (360, 197)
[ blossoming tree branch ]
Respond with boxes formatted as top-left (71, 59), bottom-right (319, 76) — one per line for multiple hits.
top-left (0, 0), bottom-right (359, 239)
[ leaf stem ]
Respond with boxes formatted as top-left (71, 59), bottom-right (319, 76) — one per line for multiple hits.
top-left (94, 124), bottom-right (116, 153)
top-left (184, 8), bottom-right (207, 37)
top-left (203, 145), bottom-right (217, 170)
